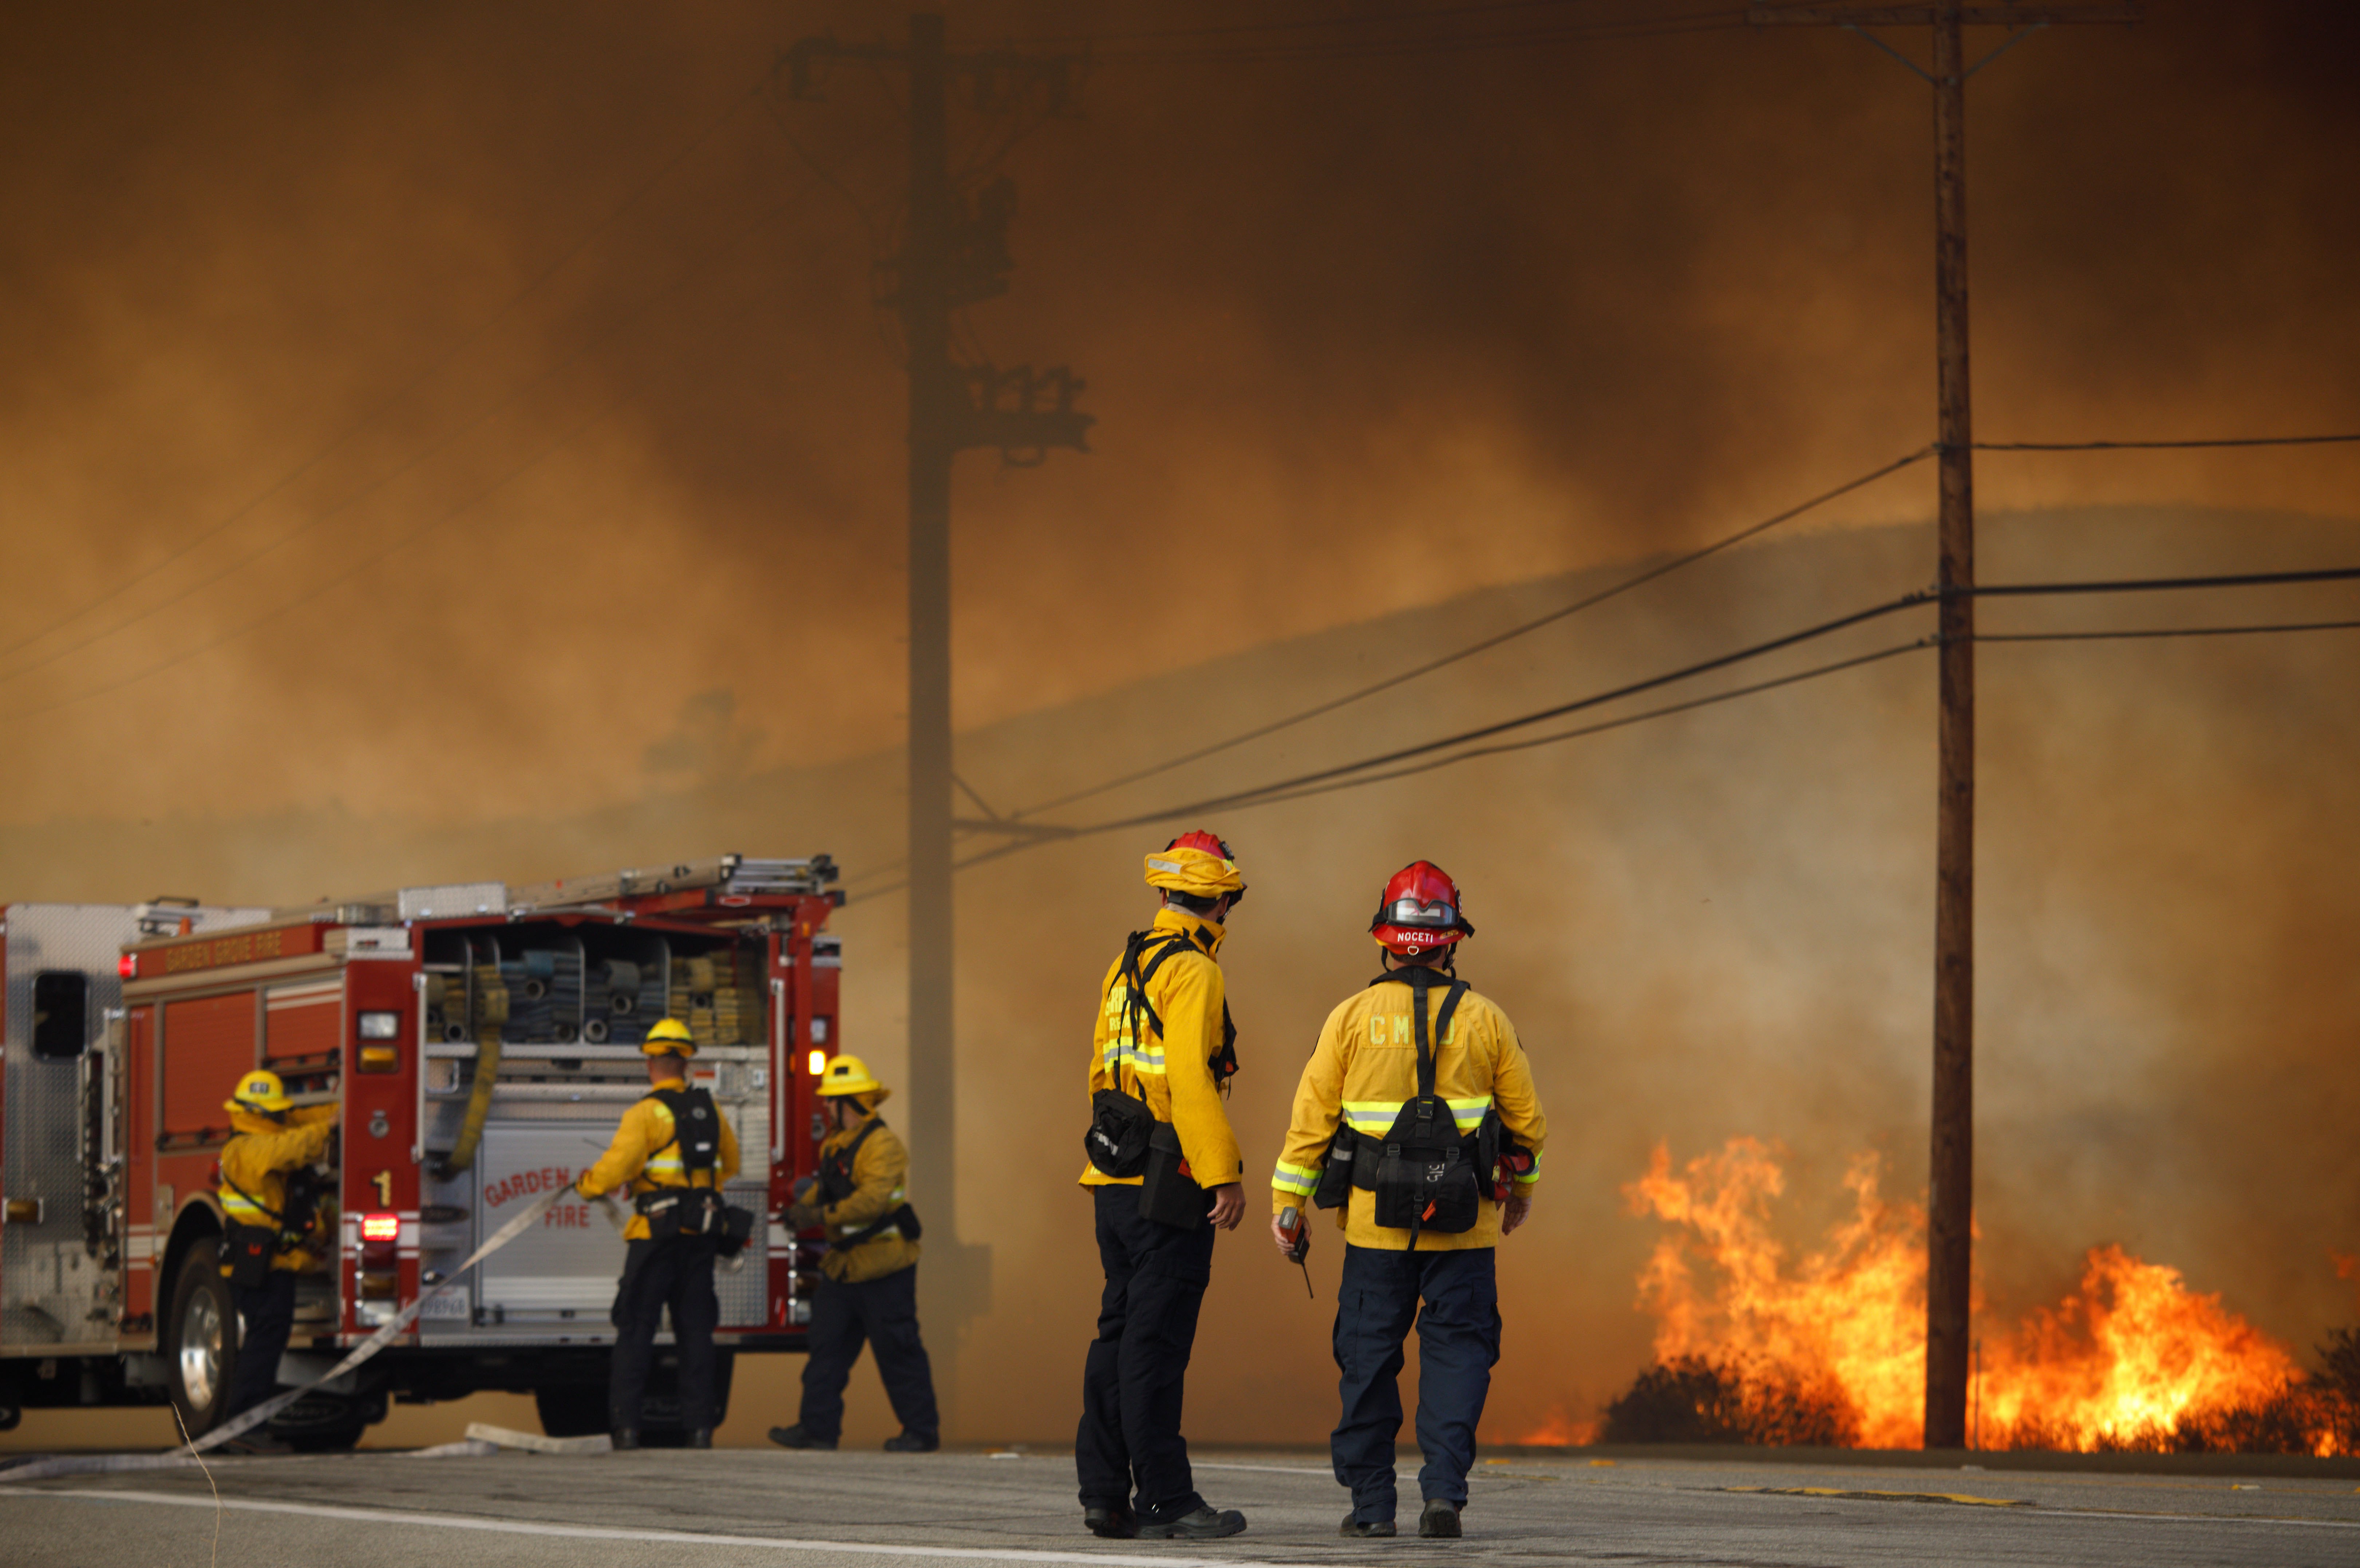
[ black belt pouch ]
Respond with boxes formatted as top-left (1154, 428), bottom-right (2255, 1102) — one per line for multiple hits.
top-left (1136, 1122), bottom-right (1206, 1231)
top-left (224, 1223), bottom-right (276, 1289)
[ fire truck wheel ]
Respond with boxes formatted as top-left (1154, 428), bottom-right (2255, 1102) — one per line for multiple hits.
top-left (164, 1239), bottom-right (236, 1435)
top-left (535, 1381), bottom-right (611, 1438)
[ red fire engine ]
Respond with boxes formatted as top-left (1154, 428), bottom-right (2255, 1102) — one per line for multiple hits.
top-left (0, 853), bottom-right (842, 1447)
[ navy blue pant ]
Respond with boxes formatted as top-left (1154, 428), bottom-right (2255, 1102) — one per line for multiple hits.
top-left (1076, 1184), bottom-right (1216, 1524)
top-left (227, 1270), bottom-right (297, 1419)
top-left (610, 1235), bottom-right (720, 1431)
top-left (1332, 1244), bottom-right (1501, 1524)
top-left (799, 1264), bottom-right (940, 1442)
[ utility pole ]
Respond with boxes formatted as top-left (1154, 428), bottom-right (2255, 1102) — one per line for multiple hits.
top-left (785, 13), bottom-right (1091, 1425)
top-left (1746, 1), bottom-right (2134, 1450)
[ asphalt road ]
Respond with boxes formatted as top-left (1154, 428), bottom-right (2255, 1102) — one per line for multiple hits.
top-left (4, 1446), bottom-right (2357, 1568)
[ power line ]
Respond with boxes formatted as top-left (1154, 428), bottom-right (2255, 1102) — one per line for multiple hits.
top-left (1011, 589), bottom-right (1940, 834)
top-left (855, 555), bottom-right (2360, 898)
top-left (860, 636), bottom-right (1935, 899)
top-left (1979, 618), bottom-right (2360, 642)
top-left (989, 558), bottom-right (2359, 839)
top-left (1962, 564), bottom-right (2360, 599)
top-left (1014, 431), bottom-right (2358, 819)
top-left (1136, 640), bottom-right (1933, 815)
top-left (1973, 433), bottom-right (2360, 452)
top-left (1015, 444), bottom-right (1938, 819)
top-left (0, 66), bottom-right (777, 673)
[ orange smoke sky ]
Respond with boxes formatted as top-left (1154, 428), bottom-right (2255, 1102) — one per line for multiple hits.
top-left (1, 1), bottom-right (2356, 826)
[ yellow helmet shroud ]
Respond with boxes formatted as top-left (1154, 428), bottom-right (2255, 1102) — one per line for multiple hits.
top-left (224, 1068), bottom-right (291, 1116)
top-left (1143, 830), bottom-right (1245, 903)
top-left (817, 1054), bottom-right (891, 1105)
top-left (642, 1016), bottom-right (698, 1058)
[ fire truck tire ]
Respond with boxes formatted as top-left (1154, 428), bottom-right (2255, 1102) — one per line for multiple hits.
top-left (535, 1382), bottom-right (610, 1438)
top-left (164, 1240), bottom-right (237, 1436)
top-left (278, 1398), bottom-right (375, 1453)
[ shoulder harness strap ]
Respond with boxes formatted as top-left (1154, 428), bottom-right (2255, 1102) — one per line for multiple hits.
top-left (1115, 931), bottom-right (1230, 1093)
top-left (218, 1169), bottom-right (284, 1226)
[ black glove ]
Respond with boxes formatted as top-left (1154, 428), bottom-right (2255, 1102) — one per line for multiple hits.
top-left (785, 1201), bottom-right (824, 1231)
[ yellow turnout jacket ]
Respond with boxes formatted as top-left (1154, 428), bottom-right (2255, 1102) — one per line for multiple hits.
top-left (578, 1075), bottom-right (742, 1240)
top-left (1272, 969), bottom-right (1547, 1250)
top-left (814, 1110), bottom-right (920, 1284)
top-left (218, 1104), bottom-right (339, 1275)
top-left (1079, 908), bottom-right (1246, 1193)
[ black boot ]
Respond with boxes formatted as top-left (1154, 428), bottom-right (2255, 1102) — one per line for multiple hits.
top-left (1139, 1506), bottom-right (1247, 1540)
top-left (1418, 1498), bottom-right (1462, 1539)
top-left (686, 1429), bottom-right (713, 1450)
top-left (767, 1423), bottom-right (837, 1450)
top-left (882, 1430), bottom-right (939, 1453)
top-left (1340, 1515), bottom-right (1396, 1538)
top-left (611, 1428), bottom-right (641, 1452)
top-left (1083, 1506), bottom-right (1137, 1539)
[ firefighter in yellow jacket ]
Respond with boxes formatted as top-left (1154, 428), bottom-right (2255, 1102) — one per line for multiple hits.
top-left (1075, 832), bottom-right (1250, 1542)
top-left (1270, 862), bottom-right (1547, 1540)
top-left (215, 1069), bottom-right (338, 1449)
top-left (576, 1016), bottom-right (740, 1449)
top-left (766, 1056), bottom-right (939, 1452)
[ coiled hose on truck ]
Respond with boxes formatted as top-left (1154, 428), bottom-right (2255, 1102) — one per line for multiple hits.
top-left (433, 964), bottom-right (509, 1179)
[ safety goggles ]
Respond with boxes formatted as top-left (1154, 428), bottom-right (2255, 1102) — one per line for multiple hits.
top-left (1380, 896), bottom-right (1460, 929)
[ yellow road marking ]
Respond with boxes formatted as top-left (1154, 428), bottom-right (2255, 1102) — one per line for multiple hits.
top-left (1728, 1485), bottom-right (2031, 1508)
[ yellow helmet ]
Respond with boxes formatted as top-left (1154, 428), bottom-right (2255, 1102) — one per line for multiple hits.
top-left (642, 1017), bottom-right (697, 1057)
top-left (1143, 830), bottom-right (1245, 902)
top-left (224, 1068), bottom-right (291, 1116)
top-left (816, 1054), bottom-right (889, 1103)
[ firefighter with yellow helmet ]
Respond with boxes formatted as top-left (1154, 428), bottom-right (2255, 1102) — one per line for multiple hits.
top-left (1074, 832), bottom-right (1251, 1541)
top-left (766, 1054), bottom-right (939, 1453)
top-left (213, 1068), bottom-right (339, 1450)
top-left (576, 1016), bottom-right (740, 1449)
top-left (1270, 862), bottom-right (1548, 1539)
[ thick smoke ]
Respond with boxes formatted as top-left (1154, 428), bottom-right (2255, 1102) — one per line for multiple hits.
top-left (1, 1), bottom-right (2355, 822)
top-left (3, 2), bottom-right (2357, 1448)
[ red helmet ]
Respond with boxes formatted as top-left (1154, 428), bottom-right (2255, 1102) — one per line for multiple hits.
top-left (1369, 861), bottom-right (1475, 956)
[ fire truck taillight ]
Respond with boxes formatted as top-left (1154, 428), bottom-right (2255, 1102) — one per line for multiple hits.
top-left (358, 1212), bottom-right (400, 1305)
top-left (807, 1050), bottom-right (825, 1076)
top-left (357, 1011), bottom-right (400, 1072)
top-left (118, 953), bottom-right (138, 979)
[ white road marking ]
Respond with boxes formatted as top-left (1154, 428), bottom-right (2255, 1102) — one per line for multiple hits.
top-left (0, 1489), bottom-right (1287, 1564)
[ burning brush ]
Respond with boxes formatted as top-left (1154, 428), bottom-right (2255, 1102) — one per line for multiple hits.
top-left (1567, 1138), bottom-right (2360, 1455)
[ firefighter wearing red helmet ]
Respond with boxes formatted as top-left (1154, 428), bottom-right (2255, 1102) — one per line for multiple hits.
top-left (1074, 832), bottom-right (1251, 1542)
top-left (1270, 861), bottom-right (1549, 1540)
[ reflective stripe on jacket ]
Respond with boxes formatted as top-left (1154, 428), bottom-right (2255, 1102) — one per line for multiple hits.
top-left (815, 1111), bottom-right (920, 1284)
top-left (577, 1077), bottom-right (743, 1240)
top-left (218, 1104), bottom-right (338, 1275)
top-left (1079, 908), bottom-right (1246, 1192)
top-left (1272, 973), bottom-right (1547, 1251)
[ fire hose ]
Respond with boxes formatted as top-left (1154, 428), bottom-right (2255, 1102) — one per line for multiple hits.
top-left (174, 1180), bottom-right (577, 1458)
top-left (0, 1180), bottom-right (581, 1485)
top-left (433, 965), bottom-right (509, 1179)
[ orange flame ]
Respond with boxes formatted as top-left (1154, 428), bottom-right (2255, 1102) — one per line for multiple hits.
top-left (1517, 1408), bottom-right (1602, 1446)
top-left (1550, 1138), bottom-right (2349, 1454)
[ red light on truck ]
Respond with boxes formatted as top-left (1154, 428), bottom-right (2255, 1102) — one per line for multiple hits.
top-left (118, 954), bottom-right (137, 979)
top-left (361, 1212), bottom-right (400, 1243)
